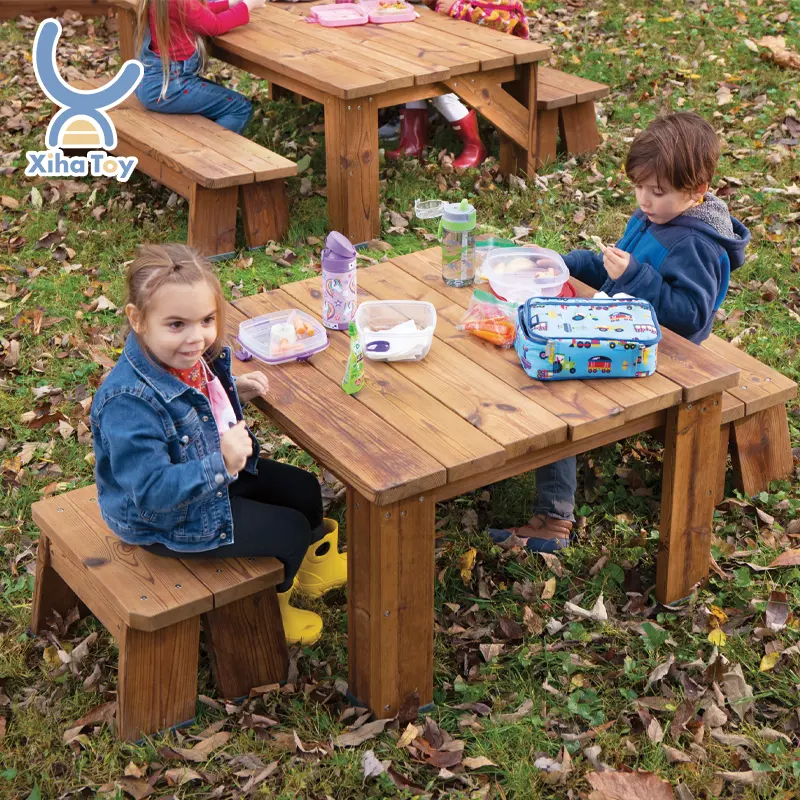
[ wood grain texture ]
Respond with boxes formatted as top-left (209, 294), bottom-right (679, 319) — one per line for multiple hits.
top-left (32, 486), bottom-right (213, 633)
top-left (721, 391), bottom-right (745, 425)
top-left (716, 422), bottom-right (731, 506)
top-left (226, 304), bottom-right (446, 504)
top-left (182, 556), bottom-right (284, 610)
top-left (731, 404), bottom-right (794, 496)
top-left (202, 588), bottom-right (288, 699)
top-left (559, 102), bottom-right (600, 154)
top-left (188, 184), bottom-right (238, 259)
top-left (117, 5), bottom-right (137, 62)
top-left (117, 617), bottom-right (200, 741)
top-left (656, 395), bottom-right (723, 603)
top-left (240, 287), bottom-right (507, 483)
top-left (239, 181), bottom-right (290, 250)
top-left (31, 534), bottom-right (80, 633)
top-left (536, 107), bottom-right (559, 167)
top-left (324, 95), bottom-right (379, 245)
top-left (538, 67), bottom-right (609, 104)
top-left (347, 489), bottom-right (435, 717)
top-left (0, 0), bottom-right (115, 19)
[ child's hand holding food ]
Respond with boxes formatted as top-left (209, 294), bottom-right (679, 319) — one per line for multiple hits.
top-left (603, 246), bottom-right (631, 279)
top-left (236, 372), bottom-right (270, 403)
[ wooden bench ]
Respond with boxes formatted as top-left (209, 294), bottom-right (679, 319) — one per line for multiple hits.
top-left (31, 485), bottom-right (289, 741)
top-left (536, 66), bottom-right (609, 166)
top-left (0, 0), bottom-right (116, 18)
top-left (704, 335), bottom-right (796, 503)
top-left (72, 77), bottom-right (297, 259)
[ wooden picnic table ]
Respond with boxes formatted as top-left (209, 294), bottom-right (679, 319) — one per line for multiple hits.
top-left (207, 2), bottom-right (551, 244)
top-left (226, 247), bottom-right (740, 718)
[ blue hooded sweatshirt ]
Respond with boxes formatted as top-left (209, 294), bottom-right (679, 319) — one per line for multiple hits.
top-left (563, 194), bottom-right (750, 343)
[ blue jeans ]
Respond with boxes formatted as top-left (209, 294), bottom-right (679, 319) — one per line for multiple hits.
top-left (136, 30), bottom-right (252, 134)
top-left (534, 457), bottom-right (576, 521)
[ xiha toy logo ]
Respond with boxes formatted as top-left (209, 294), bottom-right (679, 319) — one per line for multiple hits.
top-left (26, 18), bottom-right (144, 182)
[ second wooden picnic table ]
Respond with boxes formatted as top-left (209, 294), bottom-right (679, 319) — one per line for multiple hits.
top-left (226, 246), bottom-right (740, 719)
top-left (207, 2), bottom-right (551, 244)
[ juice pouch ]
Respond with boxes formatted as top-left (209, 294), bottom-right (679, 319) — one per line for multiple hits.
top-left (456, 289), bottom-right (518, 348)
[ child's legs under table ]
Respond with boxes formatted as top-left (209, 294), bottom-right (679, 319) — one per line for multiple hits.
top-left (533, 456), bottom-right (577, 522)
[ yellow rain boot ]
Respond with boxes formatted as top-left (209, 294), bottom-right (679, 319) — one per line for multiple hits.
top-left (294, 518), bottom-right (348, 598)
top-left (277, 585), bottom-right (323, 646)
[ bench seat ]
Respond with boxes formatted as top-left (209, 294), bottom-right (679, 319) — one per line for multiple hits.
top-left (536, 66), bottom-right (610, 166)
top-left (73, 77), bottom-right (297, 259)
top-left (31, 485), bottom-right (289, 740)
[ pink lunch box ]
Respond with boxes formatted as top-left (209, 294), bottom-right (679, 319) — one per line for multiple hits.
top-left (306, 4), bottom-right (369, 26)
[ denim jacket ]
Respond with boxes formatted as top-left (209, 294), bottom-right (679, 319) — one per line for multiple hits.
top-left (90, 332), bottom-right (260, 552)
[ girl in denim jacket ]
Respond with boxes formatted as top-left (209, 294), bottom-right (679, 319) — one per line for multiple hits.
top-left (91, 244), bottom-right (346, 645)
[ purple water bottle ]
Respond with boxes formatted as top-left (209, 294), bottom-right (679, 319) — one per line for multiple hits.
top-left (321, 231), bottom-right (357, 331)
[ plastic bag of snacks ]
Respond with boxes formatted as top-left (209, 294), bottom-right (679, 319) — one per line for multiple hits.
top-left (456, 289), bottom-right (518, 348)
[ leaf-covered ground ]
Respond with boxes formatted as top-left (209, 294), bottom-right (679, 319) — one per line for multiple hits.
top-left (1, 1), bottom-right (799, 798)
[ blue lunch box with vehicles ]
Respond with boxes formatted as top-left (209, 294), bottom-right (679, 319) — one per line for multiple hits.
top-left (515, 297), bottom-right (662, 381)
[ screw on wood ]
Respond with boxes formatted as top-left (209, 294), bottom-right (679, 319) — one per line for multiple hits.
top-left (355, 502), bottom-right (360, 510)
top-left (141, 595), bottom-right (147, 600)
top-left (89, 497), bottom-right (96, 502)
top-left (741, 385), bottom-right (747, 389)
top-left (58, 508), bottom-right (63, 512)
top-left (702, 406), bottom-right (707, 412)
top-left (175, 584), bottom-right (182, 588)
top-left (687, 404), bottom-right (693, 410)
top-left (401, 510), bottom-right (407, 517)
top-left (385, 512), bottom-right (391, 519)
top-left (384, 704), bottom-right (390, 710)
top-left (418, 496), bottom-right (424, 502)
top-left (714, 400), bottom-right (719, 405)
top-left (384, 611), bottom-right (390, 617)
top-left (216, 568), bottom-right (223, 573)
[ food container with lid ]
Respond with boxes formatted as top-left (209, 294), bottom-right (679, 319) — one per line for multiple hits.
top-left (360, 0), bottom-right (417, 22)
top-left (354, 300), bottom-right (436, 361)
top-left (236, 309), bottom-right (329, 365)
top-left (483, 246), bottom-right (568, 303)
top-left (307, 4), bottom-right (369, 26)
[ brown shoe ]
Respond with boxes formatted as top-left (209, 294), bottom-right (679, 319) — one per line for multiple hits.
top-left (489, 514), bottom-right (573, 553)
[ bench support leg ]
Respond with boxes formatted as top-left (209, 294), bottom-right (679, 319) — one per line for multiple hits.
top-left (117, 618), bottom-right (200, 741)
top-left (536, 108), bottom-right (559, 167)
top-left (202, 588), bottom-right (288, 699)
top-left (116, 7), bottom-right (137, 63)
top-left (347, 489), bottom-right (435, 719)
top-left (188, 184), bottom-right (238, 260)
top-left (239, 181), bottom-right (289, 250)
top-left (559, 101), bottom-right (600, 155)
top-left (656, 394), bottom-right (722, 604)
top-left (730, 404), bottom-right (793, 496)
top-left (715, 423), bottom-right (731, 505)
top-left (31, 534), bottom-right (80, 633)
top-left (324, 96), bottom-right (378, 244)
top-left (497, 63), bottom-right (538, 176)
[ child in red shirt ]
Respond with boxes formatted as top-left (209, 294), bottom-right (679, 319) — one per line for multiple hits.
top-left (135, 0), bottom-right (265, 133)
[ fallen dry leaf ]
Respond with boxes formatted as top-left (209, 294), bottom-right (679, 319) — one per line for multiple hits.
top-left (459, 548), bottom-right (476, 584)
top-left (397, 723), bottom-right (419, 749)
top-left (646, 655), bottom-right (674, 688)
top-left (768, 549), bottom-right (800, 568)
top-left (722, 664), bottom-right (754, 720)
top-left (716, 770), bottom-right (769, 787)
top-left (663, 745), bottom-right (692, 764)
top-left (756, 36), bottom-right (800, 69)
top-left (115, 776), bottom-right (154, 800)
top-left (586, 769), bottom-right (675, 800)
top-left (765, 590), bottom-right (789, 631)
top-left (164, 767), bottom-right (203, 786)
top-left (462, 756), bottom-right (497, 770)
top-left (334, 718), bottom-right (390, 747)
top-left (564, 593), bottom-right (607, 622)
top-left (361, 749), bottom-right (389, 778)
top-left (173, 731), bottom-right (229, 762)
top-left (493, 698), bottom-right (534, 723)
top-left (541, 576), bottom-right (556, 600)
top-left (759, 651), bottom-right (781, 672)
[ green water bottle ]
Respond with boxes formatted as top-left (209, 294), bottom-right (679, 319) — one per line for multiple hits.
top-left (438, 199), bottom-right (476, 288)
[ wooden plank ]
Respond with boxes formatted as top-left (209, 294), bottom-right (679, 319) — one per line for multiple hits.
top-left (0, 0), bottom-right (114, 19)
top-left (188, 184), bottom-right (238, 259)
top-left (225, 304), bottom-right (446, 505)
top-left (218, 24), bottom-right (407, 98)
top-left (569, 278), bottom-right (741, 402)
top-left (656, 395), bottom-right (723, 603)
top-left (716, 422), bottom-right (731, 505)
top-left (32, 486), bottom-right (213, 633)
top-left (239, 287), bottom-right (507, 483)
top-left (702, 335), bottom-right (797, 415)
top-left (731, 404), bottom-right (794, 496)
top-left (117, 618), bottom-right (199, 740)
top-left (411, 6), bottom-right (550, 63)
top-left (31, 534), bottom-right (80, 633)
top-left (355, 270), bottom-right (569, 457)
top-left (721, 391), bottom-right (745, 425)
top-left (182, 557), bottom-right (283, 610)
top-left (202, 589), bottom-right (288, 699)
top-left (117, 4), bottom-right (137, 62)
top-left (434, 409), bottom-right (666, 502)
top-left (539, 66), bottom-right (610, 104)
top-left (347, 489), bottom-right (435, 717)
top-left (444, 73), bottom-right (528, 149)
top-left (559, 101), bottom-right (601, 154)
top-left (392, 250), bottom-right (679, 439)
top-left (246, 16), bottom-right (416, 90)
top-left (211, 42), bottom-right (328, 104)
top-left (240, 181), bottom-right (290, 249)
top-left (324, 95), bottom-right (380, 244)
top-left (536, 81), bottom-right (575, 111)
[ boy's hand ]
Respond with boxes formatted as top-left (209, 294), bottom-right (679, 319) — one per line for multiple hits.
top-left (603, 246), bottom-right (631, 280)
top-left (236, 372), bottom-right (269, 403)
top-left (221, 421), bottom-right (253, 475)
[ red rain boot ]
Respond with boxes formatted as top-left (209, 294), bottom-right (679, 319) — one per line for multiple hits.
top-left (451, 109), bottom-right (487, 170)
top-left (385, 107), bottom-right (428, 161)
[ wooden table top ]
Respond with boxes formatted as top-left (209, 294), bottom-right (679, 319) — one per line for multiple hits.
top-left (214, 2), bottom-right (551, 99)
top-left (227, 248), bottom-right (740, 505)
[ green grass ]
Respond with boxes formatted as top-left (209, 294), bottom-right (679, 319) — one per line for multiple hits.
top-left (1, 1), bottom-right (800, 797)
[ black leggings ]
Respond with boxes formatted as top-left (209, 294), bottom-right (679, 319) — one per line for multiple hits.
top-left (143, 458), bottom-right (324, 592)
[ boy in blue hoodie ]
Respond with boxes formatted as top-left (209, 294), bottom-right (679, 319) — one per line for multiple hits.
top-left (491, 111), bottom-right (750, 552)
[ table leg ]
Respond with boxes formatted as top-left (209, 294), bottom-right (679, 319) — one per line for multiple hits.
top-left (347, 488), bottom-right (435, 718)
top-left (498, 62), bottom-right (538, 177)
top-left (656, 394), bottom-right (723, 603)
top-left (324, 96), bottom-right (379, 245)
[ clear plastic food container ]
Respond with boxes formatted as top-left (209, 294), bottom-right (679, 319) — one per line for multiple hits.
top-left (483, 246), bottom-right (568, 303)
top-left (361, 0), bottom-right (417, 23)
top-left (354, 300), bottom-right (436, 361)
top-left (236, 309), bottom-right (329, 365)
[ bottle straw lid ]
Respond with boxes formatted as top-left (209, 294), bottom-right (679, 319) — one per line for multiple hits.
top-left (325, 231), bottom-right (356, 258)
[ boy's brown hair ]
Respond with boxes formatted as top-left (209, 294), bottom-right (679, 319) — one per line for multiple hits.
top-left (625, 112), bottom-right (720, 192)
